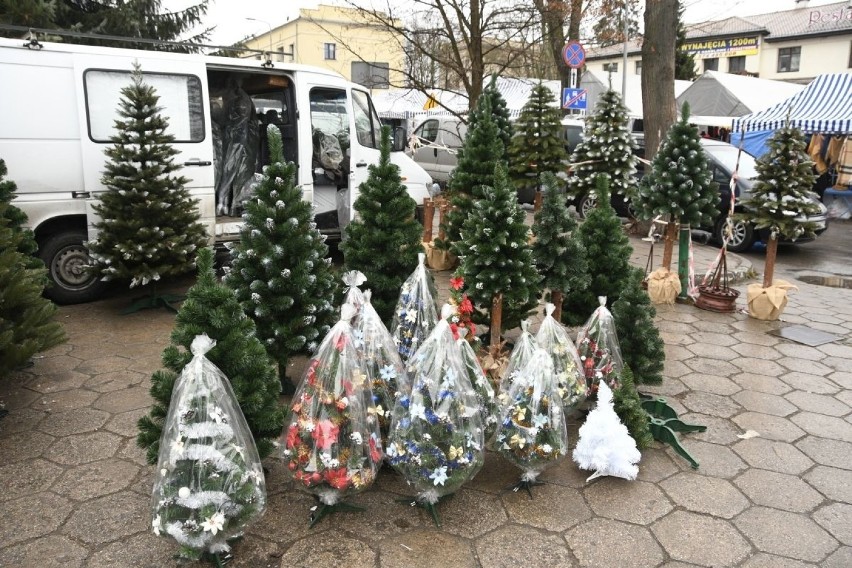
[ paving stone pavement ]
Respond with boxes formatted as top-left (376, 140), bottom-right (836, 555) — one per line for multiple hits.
top-left (2, 228), bottom-right (852, 568)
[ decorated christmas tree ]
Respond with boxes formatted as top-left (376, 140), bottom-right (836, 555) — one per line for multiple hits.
top-left (576, 297), bottom-right (624, 392)
top-left (226, 126), bottom-right (337, 393)
top-left (612, 267), bottom-right (665, 385)
top-left (635, 102), bottom-right (718, 294)
top-left (508, 84), bottom-right (568, 203)
top-left (562, 175), bottom-right (632, 326)
top-left (612, 365), bottom-right (654, 450)
top-left (573, 381), bottom-right (641, 482)
top-left (152, 335), bottom-right (266, 564)
top-left (446, 274), bottom-right (477, 343)
top-left (531, 172), bottom-right (590, 321)
top-left (342, 126), bottom-right (423, 324)
top-left (536, 304), bottom-right (587, 414)
top-left (457, 163), bottom-right (541, 344)
top-left (457, 328), bottom-right (499, 442)
top-left (390, 253), bottom-right (439, 361)
top-left (138, 247), bottom-right (284, 464)
top-left (498, 319), bottom-right (538, 397)
top-left (566, 89), bottom-right (637, 217)
top-left (0, 159), bottom-right (39, 269)
top-left (86, 64), bottom-right (207, 307)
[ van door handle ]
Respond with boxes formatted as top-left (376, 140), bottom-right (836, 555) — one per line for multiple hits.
top-left (183, 159), bottom-right (212, 166)
top-left (355, 161), bottom-right (368, 168)
top-left (433, 148), bottom-right (438, 157)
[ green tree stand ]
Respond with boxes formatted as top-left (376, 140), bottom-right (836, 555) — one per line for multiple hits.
top-left (640, 394), bottom-right (706, 469)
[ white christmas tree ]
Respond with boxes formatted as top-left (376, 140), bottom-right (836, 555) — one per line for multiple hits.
top-left (573, 381), bottom-right (641, 482)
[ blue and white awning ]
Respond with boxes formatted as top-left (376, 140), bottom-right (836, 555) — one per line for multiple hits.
top-left (731, 73), bottom-right (852, 134)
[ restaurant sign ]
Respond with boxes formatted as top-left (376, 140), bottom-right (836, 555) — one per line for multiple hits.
top-left (680, 36), bottom-right (759, 57)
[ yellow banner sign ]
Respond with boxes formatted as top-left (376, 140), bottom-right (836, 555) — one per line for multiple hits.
top-left (680, 36), bottom-right (759, 57)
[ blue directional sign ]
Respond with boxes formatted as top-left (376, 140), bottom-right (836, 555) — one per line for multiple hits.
top-left (562, 41), bottom-right (586, 69)
top-left (562, 88), bottom-right (587, 110)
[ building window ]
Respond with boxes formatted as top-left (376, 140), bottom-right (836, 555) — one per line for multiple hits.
top-left (777, 46), bottom-right (801, 73)
top-left (728, 56), bottom-right (746, 73)
top-left (324, 43), bottom-right (336, 60)
top-left (603, 62), bottom-right (618, 73)
top-left (634, 61), bottom-right (642, 75)
top-left (703, 58), bottom-right (719, 72)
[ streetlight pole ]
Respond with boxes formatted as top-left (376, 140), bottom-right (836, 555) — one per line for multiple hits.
top-left (621, 1), bottom-right (628, 100)
top-left (246, 17), bottom-right (273, 61)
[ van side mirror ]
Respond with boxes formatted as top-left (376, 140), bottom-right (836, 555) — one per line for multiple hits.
top-left (391, 126), bottom-right (407, 152)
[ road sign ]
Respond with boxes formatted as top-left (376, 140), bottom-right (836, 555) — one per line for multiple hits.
top-left (562, 41), bottom-right (586, 69)
top-left (562, 88), bottom-right (587, 110)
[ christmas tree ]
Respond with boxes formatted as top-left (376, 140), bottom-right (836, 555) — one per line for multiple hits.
top-left (456, 328), bottom-right (499, 442)
top-left (566, 89), bottom-right (637, 217)
top-left (612, 365), bottom-right (654, 450)
top-left (573, 381), bottom-right (641, 482)
top-left (635, 103), bottom-right (718, 287)
top-left (342, 126), bottom-right (423, 325)
top-left (576, 297), bottom-right (624, 392)
top-left (0, 159), bottom-right (39, 269)
top-left (472, 75), bottom-right (513, 157)
top-left (738, 123), bottom-right (820, 289)
top-left (531, 172), bottom-right (590, 322)
top-left (390, 253), bottom-right (439, 361)
top-left (151, 335), bottom-right (266, 564)
top-left (226, 126), bottom-right (338, 393)
top-left (498, 319), bottom-right (538, 397)
top-left (437, 95), bottom-right (504, 251)
top-left (137, 247), bottom-right (284, 464)
top-left (508, 84), bottom-right (568, 203)
top-left (456, 163), bottom-right (541, 343)
top-left (612, 267), bottom-right (665, 385)
top-left (86, 64), bottom-right (207, 304)
top-left (562, 175), bottom-right (632, 326)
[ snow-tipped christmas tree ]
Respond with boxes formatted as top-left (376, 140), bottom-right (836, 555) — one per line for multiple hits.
top-left (342, 126), bottom-right (423, 325)
top-left (86, 64), bottom-right (207, 298)
top-left (562, 175), bottom-right (632, 326)
top-left (566, 89), bottom-right (637, 217)
top-left (508, 83), bottom-right (568, 203)
top-left (612, 267), bottom-right (664, 385)
top-left (573, 381), bottom-right (641, 482)
top-left (138, 247), bottom-right (284, 464)
top-left (456, 163), bottom-right (541, 344)
top-left (532, 172), bottom-right (590, 322)
top-left (612, 365), bottom-right (654, 450)
top-left (226, 126), bottom-right (338, 393)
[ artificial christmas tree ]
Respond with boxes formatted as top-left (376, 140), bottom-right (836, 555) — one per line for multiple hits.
top-left (342, 126), bottom-right (423, 325)
top-left (457, 328), bottom-right (499, 442)
top-left (390, 253), bottom-right (439, 361)
top-left (0, 159), bottom-right (39, 269)
top-left (472, 75), bottom-right (513, 158)
top-left (152, 335), bottom-right (266, 565)
top-left (138, 247), bottom-right (284, 464)
top-left (531, 172), bottom-right (590, 322)
top-left (227, 126), bottom-right (337, 393)
top-left (508, 84), bottom-right (568, 204)
top-left (612, 365), bottom-right (654, 450)
top-left (562, 175), bottom-right (632, 326)
top-left (573, 381), bottom-right (641, 482)
top-left (86, 64), bottom-right (207, 309)
top-left (739, 123), bottom-right (821, 320)
top-left (576, 297), bottom-right (624, 392)
top-left (456, 163), bottom-right (541, 346)
top-left (612, 267), bottom-right (665, 386)
top-left (536, 304), bottom-right (587, 414)
top-left (635, 103), bottom-right (718, 299)
top-left (498, 319), bottom-right (538, 397)
top-left (566, 88), bottom-right (637, 218)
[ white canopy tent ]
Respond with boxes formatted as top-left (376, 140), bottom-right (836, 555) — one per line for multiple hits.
top-left (579, 69), bottom-right (692, 118)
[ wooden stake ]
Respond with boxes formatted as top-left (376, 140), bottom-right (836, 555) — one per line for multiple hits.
top-left (763, 235), bottom-right (778, 288)
top-left (422, 198), bottom-right (434, 242)
top-left (437, 200), bottom-right (448, 241)
top-left (552, 290), bottom-right (563, 322)
top-left (533, 191), bottom-right (543, 212)
top-left (490, 293), bottom-right (503, 351)
top-left (661, 221), bottom-right (677, 270)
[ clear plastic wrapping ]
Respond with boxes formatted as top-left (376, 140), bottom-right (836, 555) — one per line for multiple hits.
top-left (280, 305), bottom-right (382, 506)
top-left (576, 297), bottom-right (624, 392)
top-left (216, 88), bottom-right (259, 216)
top-left (496, 347), bottom-right (569, 484)
top-left (387, 305), bottom-right (485, 505)
top-left (535, 303), bottom-right (587, 412)
top-left (390, 252), bottom-right (439, 361)
top-left (499, 319), bottom-right (538, 398)
top-left (152, 335), bottom-right (266, 559)
top-left (456, 328), bottom-right (499, 443)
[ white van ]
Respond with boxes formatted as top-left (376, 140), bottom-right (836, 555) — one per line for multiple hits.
top-left (0, 38), bottom-right (432, 304)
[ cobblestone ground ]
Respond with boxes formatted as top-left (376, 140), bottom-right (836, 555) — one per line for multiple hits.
top-left (1, 231), bottom-right (852, 567)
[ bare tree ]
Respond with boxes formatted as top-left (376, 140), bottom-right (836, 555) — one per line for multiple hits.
top-left (641, 0), bottom-right (678, 162)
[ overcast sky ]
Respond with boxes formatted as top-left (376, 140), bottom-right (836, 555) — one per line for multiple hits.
top-left (200, 0), bottom-right (845, 45)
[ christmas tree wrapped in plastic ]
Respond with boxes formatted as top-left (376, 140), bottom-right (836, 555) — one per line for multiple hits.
top-left (387, 305), bottom-right (485, 526)
top-left (390, 252), bottom-right (439, 361)
top-left (496, 347), bottom-right (569, 495)
top-left (576, 297), bottom-right (624, 392)
top-left (535, 303), bottom-right (587, 413)
top-left (573, 381), bottom-right (641, 482)
top-left (498, 319), bottom-right (538, 398)
top-left (151, 335), bottom-right (266, 564)
top-left (341, 270), bottom-right (369, 323)
top-left (456, 327), bottom-right (499, 443)
top-left (280, 304), bottom-right (383, 526)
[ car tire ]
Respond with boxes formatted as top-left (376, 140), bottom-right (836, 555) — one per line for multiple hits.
top-left (714, 216), bottom-right (754, 253)
top-left (38, 230), bottom-right (108, 305)
top-left (577, 192), bottom-right (597, 219)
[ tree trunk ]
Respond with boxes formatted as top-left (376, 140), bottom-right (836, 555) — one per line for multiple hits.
top-left (552, 290), bottom-right (563, 322)
top-left (763, 236), bottom-right (778, 288)
top-left (641, 0), bottom-right (678, 162)
top-left (533, 0), bottom-right (573, 99)
top-left (490, 293), bottom-right (503, 351)
top-left (661, 221), bottom-right (677, 270)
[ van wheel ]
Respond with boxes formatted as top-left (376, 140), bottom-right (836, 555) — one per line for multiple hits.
top-left (577, 192), bottom-right (597, 219)
top-left (713, 217), bottom-right (754, 253)
top-left (39, 230), bottom-right (108, 305)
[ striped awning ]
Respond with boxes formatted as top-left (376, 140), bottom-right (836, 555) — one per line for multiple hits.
top-left (731, 73), bottom-right (852, 134)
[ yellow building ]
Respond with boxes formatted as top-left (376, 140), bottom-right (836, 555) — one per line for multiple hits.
top-left (241, 4), bottom-right (404, 89)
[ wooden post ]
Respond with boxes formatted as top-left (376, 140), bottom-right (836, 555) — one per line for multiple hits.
top-left (661, 221), bottom-right (677, 270)
top-left (552, 290), bottom-right (563, 322)
top-left (422, 197), bottom-right (434, 242)
top-left (490, 293), bottom-right (503, 351)
top-left (533, 191), bottom-right (543, 212)
top-left (763, 236), bottom-right (778, 288)
top-left (437, 199), bottom-right (449, 241)
top-left (677, 223), bottom-right (690, 299)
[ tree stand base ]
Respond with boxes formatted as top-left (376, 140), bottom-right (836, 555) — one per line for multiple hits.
top-left (396, 494), bottom-right (453, 527)
top-left (506, 477), bottom-right (546, 499)
top-left (640, 394), bottom-right (706, 469)
top-left (122, 293), bottom-right (185, 314)
top-left (201, 552), bottom-right (232, 567)
top-left (309, 500), bottom-right (366, 527)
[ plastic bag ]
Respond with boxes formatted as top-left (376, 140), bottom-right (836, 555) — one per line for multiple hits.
top-left (535, 303), bottom-right (587, 412)
top-left (496, 347), bottom-right (569, 484)
top-left (576, 297), bottom-right (624, 391)
top-left (280, 305), bottom-right (382, 508)
top-left (152, 335), bottom-right (266, 559)
top-left (387, 305), bottom-right (485, 506)
top-left (342, 270), bottom-right (369, 320)
top-left (390, 252), bottom-right (439, 361)
top-left (498, 319), bottom-right (538, 399)
top-left (456, 328), bottom-right (499, 443)
top-left (217, 88), bottom-right (259, 216)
